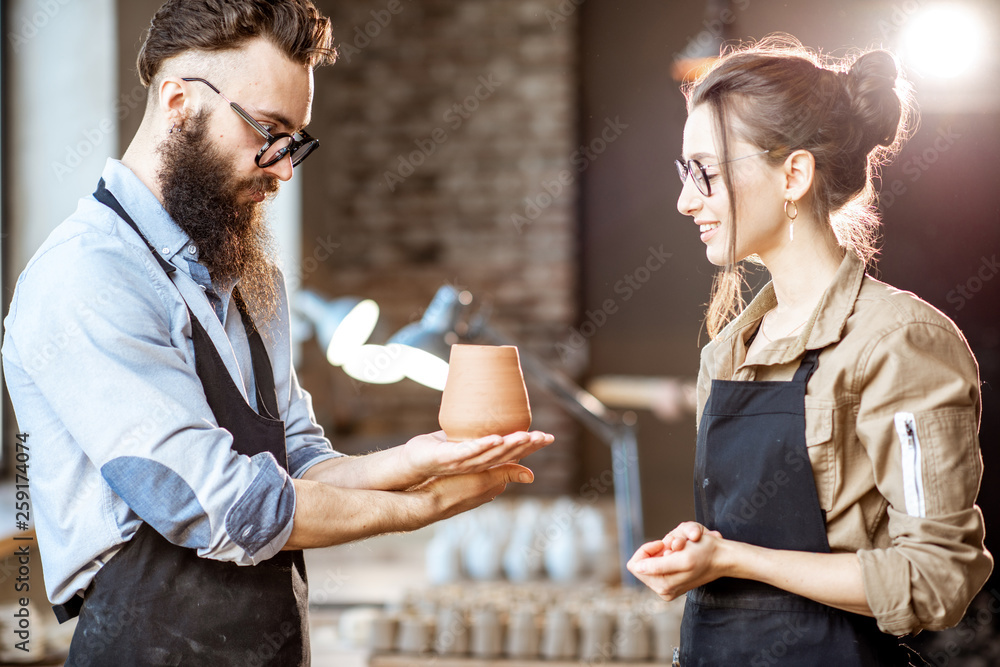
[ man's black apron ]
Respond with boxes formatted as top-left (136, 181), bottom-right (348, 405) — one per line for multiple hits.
top-left (56, 180), bottom-right (309, 666)
top-left (680, 346), bottom-right (916, 666)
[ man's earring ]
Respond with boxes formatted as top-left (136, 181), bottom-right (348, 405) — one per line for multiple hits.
top-left (784, 198), bottom-right (798, 241)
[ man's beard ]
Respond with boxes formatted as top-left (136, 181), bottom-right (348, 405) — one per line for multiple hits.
top-left (157, 110), bottom-right (281, 328)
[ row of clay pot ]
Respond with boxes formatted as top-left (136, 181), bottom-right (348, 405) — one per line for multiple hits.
top-left (368, 603), bottom-right (682, 662)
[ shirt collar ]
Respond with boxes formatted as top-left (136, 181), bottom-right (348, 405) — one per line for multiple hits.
top-left (717, 251), bottom-right (867, 368)
top-left (99, 159), bottom-right (194, 264)
top-left (99, 159), bottom-right (243, 296)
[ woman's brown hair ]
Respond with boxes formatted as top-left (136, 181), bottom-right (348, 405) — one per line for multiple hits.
top-left (683, 35), bottom-right (916, 339)
top-left (137, 0), bottom-right (337, 88)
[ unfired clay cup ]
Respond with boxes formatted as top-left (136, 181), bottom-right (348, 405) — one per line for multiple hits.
top-left (438, 344), bottom-right (531, 441)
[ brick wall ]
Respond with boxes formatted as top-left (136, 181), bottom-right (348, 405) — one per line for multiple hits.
top-left (300, 0), bottom-right (582, 494)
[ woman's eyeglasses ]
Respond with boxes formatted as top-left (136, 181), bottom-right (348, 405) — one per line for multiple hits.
top-left (181, 77), bottom-right (319, 169)
top-left (675, 149), bottom-right (770, 196)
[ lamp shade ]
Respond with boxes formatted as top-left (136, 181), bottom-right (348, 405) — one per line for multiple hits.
top-left (384, 326), bottom-right (451, 390)
top-left (295, 289), bottom-right (379, 366)
top-left (389, 321), bottom-right (451, 361)
top-left (342, 343), bottom-right (409, 384)
top-left (385, 285), bottom-right (469, 390)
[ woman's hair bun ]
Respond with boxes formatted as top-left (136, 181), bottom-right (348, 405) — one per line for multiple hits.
top-left (845, 50), bottom-right (903, 150)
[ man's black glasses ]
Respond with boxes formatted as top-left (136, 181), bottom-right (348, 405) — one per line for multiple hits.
top-left (182, 77), bottom-right (319, 168)
top-left (675, 149), bottom-right (770, 197)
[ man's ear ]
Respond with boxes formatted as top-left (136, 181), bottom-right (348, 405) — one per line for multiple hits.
top-left (783, 149), bottom-right (815, 202)
top-left (158, 77), bottom-right (190, 128)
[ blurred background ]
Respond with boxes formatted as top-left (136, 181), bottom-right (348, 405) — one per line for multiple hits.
top-left (1, 0), bottom-right (999, 661)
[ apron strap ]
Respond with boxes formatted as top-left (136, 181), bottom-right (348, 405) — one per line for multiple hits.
top-left (52, 593), bottom-right (84, 624)
top-left (95, 179), bottom-right (279, 420)
top-left (791, 348), bottom-right (822, 384)
top-left (94, 179), bottom-right (175, 276)
top-left (233, 289), bottom-right (280, 421)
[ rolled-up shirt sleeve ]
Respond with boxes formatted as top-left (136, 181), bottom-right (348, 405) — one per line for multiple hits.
top-left (855, 320), bottom-right (992, 635)
top-left (9, 232), bottom-right (293, 565)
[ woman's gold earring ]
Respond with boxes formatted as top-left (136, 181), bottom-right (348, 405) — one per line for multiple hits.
top-left (784, 198), bottom-right (798, 241)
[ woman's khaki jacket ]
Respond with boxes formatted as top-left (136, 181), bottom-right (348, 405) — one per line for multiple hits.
top-left (697, 252), bottom-right (992, 636)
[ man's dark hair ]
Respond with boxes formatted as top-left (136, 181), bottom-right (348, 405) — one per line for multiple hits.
top-left (137, 0), bottom-right (336, 87)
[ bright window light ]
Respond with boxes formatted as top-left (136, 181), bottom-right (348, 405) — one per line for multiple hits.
top-left (900, 4), bottom-right (987, 79)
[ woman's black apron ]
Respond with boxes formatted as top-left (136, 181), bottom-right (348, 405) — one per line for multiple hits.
top-left (680, 346), bottom-right (915, 666)
top-left (55, 180), bottom-right (309, 666)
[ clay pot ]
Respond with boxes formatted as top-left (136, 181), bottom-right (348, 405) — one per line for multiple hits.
top-left (438, 344), bottom-right (531, 441)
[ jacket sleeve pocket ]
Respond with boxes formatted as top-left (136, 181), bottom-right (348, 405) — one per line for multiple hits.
top-left (916, 409), bottom-right (982, 517)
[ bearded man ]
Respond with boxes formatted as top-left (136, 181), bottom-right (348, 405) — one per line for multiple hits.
top-left (1, 2), bottom-right (551, 664)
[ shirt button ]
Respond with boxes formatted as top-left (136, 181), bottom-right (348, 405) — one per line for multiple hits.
top-left (187, 244), bottom-right (197, 255)
top-left (703, 478), bottom-right (710, 488)
top-left (161, 247), bottom-right (170, 254)
top-left (199, 284), bottom-right (207, 291)
top-left (242, 526), bottom-right (253, 538)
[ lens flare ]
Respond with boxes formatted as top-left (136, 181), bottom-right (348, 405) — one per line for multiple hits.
top-left (900, 4), bottom-right (987, 79)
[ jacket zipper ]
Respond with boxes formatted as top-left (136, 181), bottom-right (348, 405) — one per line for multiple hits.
top-left (894, 412), bottom-right (926, 518)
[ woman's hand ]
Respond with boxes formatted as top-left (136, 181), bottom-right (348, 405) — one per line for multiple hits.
top-left (628, 522), bottom-right (874, 616)
top-left (627, 521), bottom-right (727, 601)
top-left (401, 430), bottom-right (554, 481)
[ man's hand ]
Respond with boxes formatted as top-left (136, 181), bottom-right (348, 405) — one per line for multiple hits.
top-left (401, 430), bottom-right (554, 481)
top-left (303, 429), bottom-right (554, 492)
top-left (285, 463), bottom-right (534, 550)
top-left (412, 462), bottom-right (535, 521)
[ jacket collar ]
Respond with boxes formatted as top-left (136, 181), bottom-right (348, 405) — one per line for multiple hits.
top-left (716, 251), bottom-right (866, 369)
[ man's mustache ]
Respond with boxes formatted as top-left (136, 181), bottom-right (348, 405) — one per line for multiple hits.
top-left (245, 175), bottom-right (280, 200)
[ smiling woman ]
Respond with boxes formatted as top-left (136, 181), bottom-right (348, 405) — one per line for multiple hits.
top-left (680, 36), bottom-right (915, 339)
top-left (628, 34), bottom-right (991, 666)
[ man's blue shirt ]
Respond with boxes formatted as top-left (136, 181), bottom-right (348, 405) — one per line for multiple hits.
top-left (1, 158), bottom-right (341, 605)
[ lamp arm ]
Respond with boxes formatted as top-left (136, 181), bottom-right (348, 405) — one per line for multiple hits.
top-left (475, 325), bottom-right (622, 446)
top-left (474, 323), bottom-right (644, 586)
